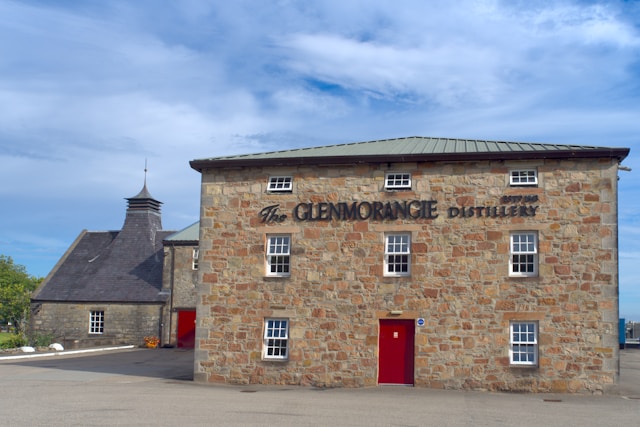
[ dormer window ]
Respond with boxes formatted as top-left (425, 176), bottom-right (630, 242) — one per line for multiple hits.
top-left (385, 172), bottom-right (411, 190)
top-left (268, 176), bottom-right (293, 192)
top-left (510, 170), bottom-right (538, 186)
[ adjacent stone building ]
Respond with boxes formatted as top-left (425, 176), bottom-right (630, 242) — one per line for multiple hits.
top-left (161, 221), bottom-right (199, 348)
top-left (30, 183), bottom-right (197, 349)
top-left (190, 136), bottom-right (630, 393)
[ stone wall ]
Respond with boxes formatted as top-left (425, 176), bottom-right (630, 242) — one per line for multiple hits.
top-left (195, 158), bottom-right (620, 393)
top-left (162, 243), bottom-right (198, 346)
top-left (30, 302), bottom-right (163, 348)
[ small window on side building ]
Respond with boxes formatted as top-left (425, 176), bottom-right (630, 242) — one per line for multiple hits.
top-left (192, 248), bottom-right (199, 270)
top-left (89, 310), bottom-right (104, 334)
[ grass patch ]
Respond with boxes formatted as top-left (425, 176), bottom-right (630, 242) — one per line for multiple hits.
top-left (0, 332), bottom-right (26, 349)
top-left (0, 332), bottom-right (13, 345)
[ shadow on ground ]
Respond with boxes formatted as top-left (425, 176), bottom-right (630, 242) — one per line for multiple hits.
top-left (4, 348), bottom-right (640, 397)
top-left (2, 347), bottom-right (194, 381)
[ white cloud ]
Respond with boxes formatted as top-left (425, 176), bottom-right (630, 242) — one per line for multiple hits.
top-left (270, 1), bottom-right (640, 113)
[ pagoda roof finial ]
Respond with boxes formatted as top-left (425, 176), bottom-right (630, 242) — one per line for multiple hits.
top-left (126, 160), bottom-right (162, 213)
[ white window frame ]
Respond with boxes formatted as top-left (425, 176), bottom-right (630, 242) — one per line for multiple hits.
top-left (192, 248), bottom-right (199, 270)
top-left (263, 318), bottom-right (289, 360)
top-left (267, 176), bottom-right (293, 192)
top-left (384, 233), bottom-right (411, 277)
top-left (266, 235), bottom-right (291, 277)
top-left (89, 310), bottom-right (104, 334)
top-left (385, 172), bottom-right (412, 190)
top-left (510, 322), bottom-right (538, 366)
top-left (510, 169), bottom-right (538, 186)
top-left (509, 232), bottom-right (538, 277)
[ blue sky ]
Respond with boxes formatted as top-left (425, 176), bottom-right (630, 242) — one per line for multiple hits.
top-left (1, 0), bottom-right (639, 319)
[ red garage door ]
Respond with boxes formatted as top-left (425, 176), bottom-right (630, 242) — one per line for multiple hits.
top-left (378, 319), bottom-right (415, 384)
top-left (177, 310), bottom-right (196, 349)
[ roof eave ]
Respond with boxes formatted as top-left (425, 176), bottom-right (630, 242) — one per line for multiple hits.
top-left (163, 239), bottom-right (198, 246)
top-left (31, 299), bottom-right (166, 304)
top-left (190, 148), bottom-right (630, 172)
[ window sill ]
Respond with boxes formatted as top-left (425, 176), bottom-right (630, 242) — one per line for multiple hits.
top-left (509, 364), bottom-right (538, 369)
top-left (508, 274), bottom-right (539, 279)
top-left (263, 275), bottom-right (290, 280)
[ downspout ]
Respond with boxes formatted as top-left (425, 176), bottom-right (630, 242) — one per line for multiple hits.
top-left (615, 163), bottom-right (631, 380)
top-left (168, 244), bottom-right (176, 346)
top-left (615, 164), bottom-right (620, 381)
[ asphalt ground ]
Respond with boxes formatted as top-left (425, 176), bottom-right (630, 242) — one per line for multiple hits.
top-left (1, 348), bottom-right (639, 426)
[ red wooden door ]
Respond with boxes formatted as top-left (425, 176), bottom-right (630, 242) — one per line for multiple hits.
top-left (177, 310), bottom-right (196, 349)
top-left (378, 319), bottom-right (415, 384)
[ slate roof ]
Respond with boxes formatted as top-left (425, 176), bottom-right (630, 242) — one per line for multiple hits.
top-left (190, 136), bottom-right (629, 171)
top-left (32, 186), bottom-right (175, 303)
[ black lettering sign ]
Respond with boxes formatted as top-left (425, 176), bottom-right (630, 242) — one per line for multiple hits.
top-left (267, 197), bottom-right (538, 223)
top-left (260, 205), bottom-right (287, 223)
top-left (447, 204), bottom-right (540, 219)
top-left (501, 194), bottom-right (539, 204)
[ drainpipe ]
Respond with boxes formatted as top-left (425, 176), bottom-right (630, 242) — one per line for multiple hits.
top-left (168, 244), bottom-right (176, 346)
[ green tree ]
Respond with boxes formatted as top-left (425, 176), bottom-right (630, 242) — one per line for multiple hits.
top-left (0, 255), bottom-right (41, 334)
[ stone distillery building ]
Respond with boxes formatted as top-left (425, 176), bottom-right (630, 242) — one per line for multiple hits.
top-left (189, 136), bottom-right (630, 393)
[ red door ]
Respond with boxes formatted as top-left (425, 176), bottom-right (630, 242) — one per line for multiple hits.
top-left (177, 310), bottom-right (196, 349)
top-left (378, 319), bottom-right (415, 384)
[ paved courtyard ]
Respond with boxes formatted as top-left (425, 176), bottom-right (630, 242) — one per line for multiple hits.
top-left (0, 347), bottom-right (639, 426)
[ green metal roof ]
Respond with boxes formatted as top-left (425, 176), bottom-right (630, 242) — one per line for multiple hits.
top-left (163, 221), bottom-right (199, 243)
top-left (190, 136), bottom-right (629, 171)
